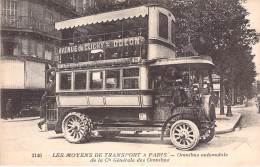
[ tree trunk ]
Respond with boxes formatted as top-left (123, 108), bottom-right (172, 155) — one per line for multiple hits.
top-left (231, 84), bottom-right (235, 105)
top-left (220, 72), bottom-right (225, 115)
top-left (208, 70), bottom-right (214, 94)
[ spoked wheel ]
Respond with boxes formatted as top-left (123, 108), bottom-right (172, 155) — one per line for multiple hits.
top-left (62, 112), bottom-right (92, 143)
top-left (99, 131), bottom-right (120, 139)
top-left (200, 128), bottom-right (215, 143)
top-left (170, 120), bottom-right (200, 150)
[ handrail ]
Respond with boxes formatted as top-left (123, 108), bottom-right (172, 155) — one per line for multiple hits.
top-left (61, 27), bottom-right (149, 43)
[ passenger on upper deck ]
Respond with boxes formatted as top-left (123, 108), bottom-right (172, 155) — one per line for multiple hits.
top-left (90, 35), bottom-right (104, 61)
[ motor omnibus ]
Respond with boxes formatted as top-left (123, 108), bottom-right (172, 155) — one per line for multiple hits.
top-left (44, 4), bottom-right (216, 150)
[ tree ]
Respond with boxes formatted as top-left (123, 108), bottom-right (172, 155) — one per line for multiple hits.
top-left (83, 0), bottom-right (259, 113)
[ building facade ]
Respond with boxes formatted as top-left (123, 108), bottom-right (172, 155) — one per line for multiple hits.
top-left (0, 0), bottom-right (83, 118)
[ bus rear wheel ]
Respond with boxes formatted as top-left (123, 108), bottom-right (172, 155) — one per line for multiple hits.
top-left (62, 112), bottom-right (92, 143)
top-left (170, 120), bottom-right (200, 150)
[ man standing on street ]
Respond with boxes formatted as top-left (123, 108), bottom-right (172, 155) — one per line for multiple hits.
top-left (257, 93), bottom-right (260, 114)
top-left (4, 99), bottom-right (14, 120)
top-left (37, 93), bottom-right (47, 129)
top-left (37, 75), bottom-right (56, 129)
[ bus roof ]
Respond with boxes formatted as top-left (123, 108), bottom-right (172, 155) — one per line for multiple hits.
top-left (150, 56), bottom-right (215, 70)
top-left (55, 4), bottom-right (171, 30)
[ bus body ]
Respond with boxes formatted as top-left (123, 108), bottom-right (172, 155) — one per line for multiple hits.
top-left (45, 4), bottom-right (216, 150)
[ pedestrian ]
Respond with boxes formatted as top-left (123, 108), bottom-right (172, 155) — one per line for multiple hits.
top-left (226, 94), bottom-right (233, 117)
top-left (4, 99), bottom-right (14, 120)
top-left (37, 75), bottom-right (56, 129)
top-left (37, 93), bottom-right (47, 129)
top-left (257, 93), bottom-right (260, 114)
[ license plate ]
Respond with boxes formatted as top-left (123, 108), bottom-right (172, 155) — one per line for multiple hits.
top-left (139, 113), bottom-right (147, 120)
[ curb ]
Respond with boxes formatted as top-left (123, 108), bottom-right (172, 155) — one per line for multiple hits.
top-left (1, 117), bottom-right (40, 122)
top-left (216, 114), bottom-right (242, 134)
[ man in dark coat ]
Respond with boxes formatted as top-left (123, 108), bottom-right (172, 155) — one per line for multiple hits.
top-left (38, 75), bottom-right (56, 129)
top-left (4, 99), bottom-right (14, 119)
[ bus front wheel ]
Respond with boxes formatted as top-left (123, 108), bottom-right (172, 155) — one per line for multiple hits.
top-left (62, 112), bottom-right (93, 143)
top-left (170, 120), bottom-right (200, 150)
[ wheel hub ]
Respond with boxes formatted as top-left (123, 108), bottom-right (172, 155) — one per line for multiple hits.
top-left (180, 130), bottom-right (189, 139)
top-left (72, 122), bottom-right (80, 131)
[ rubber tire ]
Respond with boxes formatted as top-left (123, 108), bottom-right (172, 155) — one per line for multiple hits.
top-left (200, 128), bottom-right (215, 143)
top-left (99, 131), bottom-right (120, 139)
top-left (170, 120), bottom-right (200, 151)
top-left (62, 112), bottom-right (92, 143)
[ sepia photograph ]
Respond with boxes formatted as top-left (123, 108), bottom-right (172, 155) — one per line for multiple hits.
top-left (0, 0), bottom-right (260, 166)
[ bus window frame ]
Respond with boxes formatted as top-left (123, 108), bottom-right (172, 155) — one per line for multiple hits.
top-left (105, 69), bottom-right (121, 90)
top-left (171, 19), bottom-right (176, 44)
top-left (73, 71), bottom-right (87, 91)
top-left (158, 12), bottom-right (169, 40)
top-left (89, 70), bottom-right (104, 90)
top-left (122, 67), bottom-right (140, 90)
top-left (59, 72), bottom-right (73, 91)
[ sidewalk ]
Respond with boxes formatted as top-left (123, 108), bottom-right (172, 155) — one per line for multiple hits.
top-left (215, 106), bottom-right (243, 134)
top-left (1, 116), bottom-right (40, 122)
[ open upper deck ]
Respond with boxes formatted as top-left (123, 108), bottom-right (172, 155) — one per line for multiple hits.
top-left (55, 5), bottom-right (176, 66)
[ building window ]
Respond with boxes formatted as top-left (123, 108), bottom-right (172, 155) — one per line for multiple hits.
top-left (36, 43), bottom-right (44, 58)
top-left (106, 70), bottom-right (120, 89)
top-left (29, 40), bottom-right (36, 57)
top-left (45, 44), bottom-right (54, 60)
top-left (74, 72), bottom-right (87, 90)
top-left (2, 41), bottom-right (15, 56)
top-left (44, 9), bottom-right (54, 33)
top-left (3, 0), bottom-right (18, 16)
top-left (60, 73), bottom-right (72, 90)
top-left (171, 20), bottom-right (176, 44)
top-left (44, 9), bottom-right (54, 24)
top-left (123, 68), bottom-right (139, 89)
top-left (159, 13), bottom-right (168, 39)
top-left (90, 71), bottom-right (103, 90)
top-left (3, 0), bottom-right (18, 27)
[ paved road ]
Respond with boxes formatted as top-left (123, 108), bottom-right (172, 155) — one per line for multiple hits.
top-left (1, 100), bottom-right (260, 166)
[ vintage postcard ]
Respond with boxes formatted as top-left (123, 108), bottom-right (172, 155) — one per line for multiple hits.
top-left (0, 0), bottom-right (260, 166)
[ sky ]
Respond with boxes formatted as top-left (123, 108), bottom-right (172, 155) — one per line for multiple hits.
top-left (243, 0), bottom-right (260, 80)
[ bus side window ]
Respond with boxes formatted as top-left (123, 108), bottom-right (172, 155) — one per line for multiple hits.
top-left (123, 68), bottom-right (139, 89)
top-left (159, 13), bottom-right (168, 40)
top-left (74, 72), bottom-right (87, 90)
top-left (60, 73), bottom-right (72, 90)
top-left (90, 71), bottom-right (103, 90)
top-left (105, 70), bottom-right (120, 89)
top-left (171, 20), bottom-right (176, 44)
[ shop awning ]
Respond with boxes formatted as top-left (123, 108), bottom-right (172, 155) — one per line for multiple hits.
top-left (150, 56), bottom-right (215, 70)
top-left (55, 6), bottom-right (148, 30)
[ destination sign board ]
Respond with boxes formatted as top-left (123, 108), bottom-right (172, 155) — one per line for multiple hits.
top-left (58, 36), bottom-right (145, 54)
top-left (57, 57), bottom-right (141, 69)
